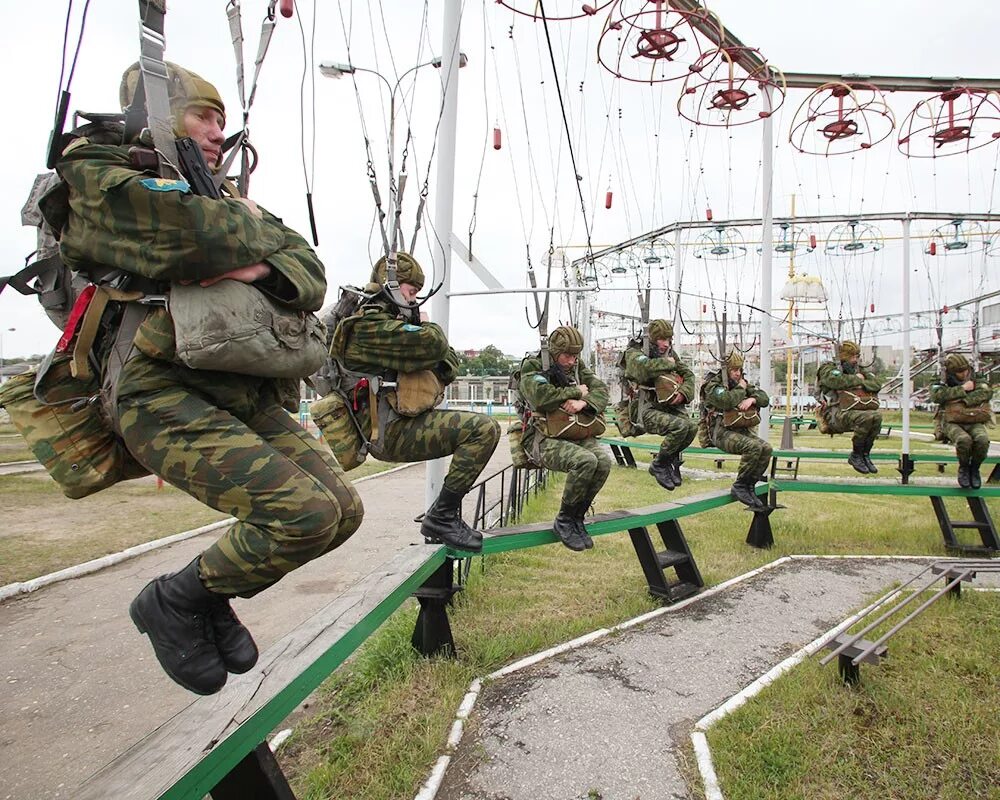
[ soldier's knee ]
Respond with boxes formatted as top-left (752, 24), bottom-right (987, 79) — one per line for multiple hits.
top-left (760, 442), bottom-right (773, 459)
top-left (483, 417), bottom-right (501, 445)
top-left (573, 449), bottom-right (600, 475)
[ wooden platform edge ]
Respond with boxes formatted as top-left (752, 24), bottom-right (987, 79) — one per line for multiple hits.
top-left (75, 545), bottom-right (447, 800)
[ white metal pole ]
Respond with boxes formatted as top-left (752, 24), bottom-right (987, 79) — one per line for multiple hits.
top-left (901, 218), bottom-right (912, 455)
top-left (758, 87), bottom-right (774, 437)
top-left (425, 0), bottom-right (462, 509)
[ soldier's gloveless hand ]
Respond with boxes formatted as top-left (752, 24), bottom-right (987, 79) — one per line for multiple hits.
top-left (578, 384), bottom-right (590, 399)
top-left (963, 380), bottom-right (976, 391)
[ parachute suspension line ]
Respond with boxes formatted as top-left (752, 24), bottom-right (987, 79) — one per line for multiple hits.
top-left (509, 17), bottom-right (552, 240)
top-left (615, 104), bottom-right (640, 235)
top-left (537, 1), bottom-right (595, 266)
top-left (589, 68), bottom-right (616, 218)
top-left (58, 0), bottom-right (91, 104)
top-left (293, 0), bottom-right (320, 244)
top-left (223, 0), bottom-right (278, 195)
top-left (47, 0), bottom-right (93, 169)
top-left (485, 9), bottom-right (531, 255)
top-left (404, 0), bottom-right (469, 301)
top-left (337, 2), bottom-right (390, 260)
top-left (979, 141), bottom-right (1000, 296)
top-left (467, 0), bottom-right (494, 256)
top-left (530, 22), bottom-right (565, 236)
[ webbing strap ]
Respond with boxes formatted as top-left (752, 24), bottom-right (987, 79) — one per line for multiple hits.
top-left (223, 1), bottom-right (276, 193)
top-left (0, 256), bottom-right (61, 298)
top-left (101, 302), bottom-right (151, 436)
top-left (136, 0), bottom-right (180, 175)
top-left (70, 287), bottom-right (146, 380)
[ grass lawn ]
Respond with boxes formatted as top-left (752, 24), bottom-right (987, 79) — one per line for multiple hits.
top-left (277, 463), bottom-right (1000, 800)
top-left (0, 460), bottom-right (403, 586)
top-left (708, 590), bottom-right (1000, 800)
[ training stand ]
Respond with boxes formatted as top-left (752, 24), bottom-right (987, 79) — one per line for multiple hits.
top-left (627, 519), bottom-right (704, 602)
top-left (930, 495), bottom-right (1000, 555)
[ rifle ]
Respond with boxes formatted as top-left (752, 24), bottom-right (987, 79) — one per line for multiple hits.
top-left (176, 137), bottom-right (222, 199)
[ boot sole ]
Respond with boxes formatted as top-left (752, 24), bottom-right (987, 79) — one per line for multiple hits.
top-left (422, 535), bottom-right (483, 553)
top-left (129, 595), bottom-right (227, 696)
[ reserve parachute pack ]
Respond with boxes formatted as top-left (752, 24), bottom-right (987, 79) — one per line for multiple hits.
top-left (697, 370), bottom-right (720, 447)
top-left (310, 286), bottom-right (379, 471)
top-left (310, 285), bottom-right (444, 471)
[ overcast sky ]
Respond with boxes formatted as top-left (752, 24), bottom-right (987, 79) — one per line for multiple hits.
top-left (3, 0), bottom-right (1000, 361)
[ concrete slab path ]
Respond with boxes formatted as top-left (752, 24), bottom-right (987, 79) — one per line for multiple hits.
top-left (435, 556), bottom-right (1000, 800)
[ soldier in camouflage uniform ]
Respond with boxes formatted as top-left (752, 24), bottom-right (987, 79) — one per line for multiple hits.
top-left (51, 64), bottom-right (364, 695)
top-left (329, 253), bottom-right (500, 553)
top-left (519, 327), bottom-right (612, 551)
top-left (622, 319), bottom-right (697, 491)
top-left (929, 354), bottom-right (995, 488)
top-left (702, 351), bottom-right (772, 508)
top-left (817, 340), bottom-right (883, 474)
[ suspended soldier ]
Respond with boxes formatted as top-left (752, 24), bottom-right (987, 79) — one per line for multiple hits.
top-left (517, 326), bottom-right (612, 551)
top-left (324, 253), bottom-right (500, 552)
top-left (930, 354), bottom-right (995, 488)
top-left (621, 319), bottom-right (697, 490)
top-left (701, 350), bottom-right (772, 508)
top-left (817, 341), bottom-right (883, 474)
top-left (52, 64), bottom-right (364, 695)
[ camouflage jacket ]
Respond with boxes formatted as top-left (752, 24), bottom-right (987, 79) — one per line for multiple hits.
top-left (54, 141), bottom-right (324, 405)
top-left (331, 296), bottom-right (460, 385)
top-left (519, 355), bottom-right (609, 416)
top-left (929, 374), bottom-right (994, 408)
top-left (623, 343), bottom-right (695, 405)
top-left (817, 360), bottom-right (883, 398)
top-left (702, 371), bottom-right (769, 412)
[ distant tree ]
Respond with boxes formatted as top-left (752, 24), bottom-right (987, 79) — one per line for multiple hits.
top-left (461, 344), bottom-right (515, 376)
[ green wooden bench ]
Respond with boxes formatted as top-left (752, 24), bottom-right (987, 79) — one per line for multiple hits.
top-left (74, 486), bottom-right (767, 800)
top-left (763, 480), bottom-right (1000, 555)
top-left (600, 437), bottom-right (1000, 484)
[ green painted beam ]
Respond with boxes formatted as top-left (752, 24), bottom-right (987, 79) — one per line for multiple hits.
top-left (451, 488), bottom-right (763, 556)
top-left (598, 438), bottom-right (1000, 464)
top-left (770, 480), bottom-right (1000, 498)
top-left (158, 548), bottom-right (448, 800)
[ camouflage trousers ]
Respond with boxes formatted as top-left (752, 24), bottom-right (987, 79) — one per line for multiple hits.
top-left (826, 407), bottom-right (882, 447)
top-left (941, 421), bottom-right (991, 465)
top-left (713, 424), bottom-right (773, 481)
top-left (375, 409), bottom-right (500, 496)
top-left (536, 435), bottom-right (612, 507)
top-left (641, 405), bottom-right (697, 456)
top-left (119, 389), bottom-right (364, 598)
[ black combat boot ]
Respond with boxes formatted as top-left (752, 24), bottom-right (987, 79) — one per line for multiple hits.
top-left (957, 459), bottom-right (972, 489)
top-left (421, 487), bottom-right (484, 552)
top-left (863, 438), bottom-right (879, 474)
top-left (730, 476), bottom-right (763, 508)
top-left (970, 458), bottom-right (984, 490)
top-left (552, 502), bottom-right (590, 551)
top-left (209, 599), bottom-right (259, 674)
top-left (847, 443), bottom-right (869, 474)
top-left (648, 451), bottom-right (676, 490)
top-left (670, 453), bottom-right (684, 487)
top-left (129, 558), bottom-right (228, 695)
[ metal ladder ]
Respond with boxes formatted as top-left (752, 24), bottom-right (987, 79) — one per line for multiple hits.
top-left (627, 519), bottom-right (704, 602)
top-left (929, 496), bottom-right (1000, 554)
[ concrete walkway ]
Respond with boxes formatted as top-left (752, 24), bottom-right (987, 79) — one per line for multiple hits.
top-left (434, 556), bottom-right (1000, 800)
top-left (0, 441), bottom-right (513, 800)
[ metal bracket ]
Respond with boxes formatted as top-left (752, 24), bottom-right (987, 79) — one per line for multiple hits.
top-left (411, 559), bottom-right (461, 657)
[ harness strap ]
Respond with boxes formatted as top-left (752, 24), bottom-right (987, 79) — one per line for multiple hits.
top-left (70, 287), bottom-right (146, 380)
top-left (134, 0), bottom-right (180, 176)
top-left (101, 302), bottom-right (152, 436)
